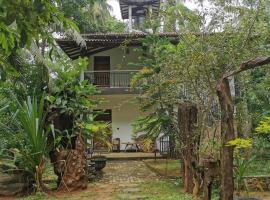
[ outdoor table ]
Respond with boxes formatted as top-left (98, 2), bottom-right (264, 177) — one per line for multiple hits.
top-left (122, 142), bottom-right (140, 152)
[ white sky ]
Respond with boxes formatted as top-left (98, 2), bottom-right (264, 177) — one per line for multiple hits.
top-left (107, 0), bottom-right (199, 21)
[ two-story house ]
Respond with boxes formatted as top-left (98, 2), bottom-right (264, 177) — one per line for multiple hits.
top-left (57, 0), bottom-right (179, 151)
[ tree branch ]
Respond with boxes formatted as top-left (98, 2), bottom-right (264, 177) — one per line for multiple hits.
top-left (224, 56), bottom-right (270, 78)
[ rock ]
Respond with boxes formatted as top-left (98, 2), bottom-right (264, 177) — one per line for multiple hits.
top-left (0, 172), bottom-right (29, 196)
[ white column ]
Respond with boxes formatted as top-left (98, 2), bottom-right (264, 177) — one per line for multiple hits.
top-left (128, 5), bottom-right (133, 32)
top-left (149, 4), bottom-right (152, 15)
top-left (79, 69), bottom-right (84, 120)
top-left (159, 0), bottom-right (165, 33)
top-left (80, 70), bottom-right (84, 81)
top-left (175, 0), bottom-right (180, 32)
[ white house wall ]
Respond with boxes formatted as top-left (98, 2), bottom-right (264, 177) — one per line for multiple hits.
top-left (88, 47), bottom-right (142, 71)
top-left (95, 94), bottom-right (143, 150)
top-left (88, 47), bottom-right (161, 151)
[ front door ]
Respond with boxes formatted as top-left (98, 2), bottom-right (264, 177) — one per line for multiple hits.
top-left (94, 56), bottom-right (110, 87)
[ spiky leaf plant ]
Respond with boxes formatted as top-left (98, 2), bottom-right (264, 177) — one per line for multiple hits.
top-left (17, 95), bottom-right (49, 190)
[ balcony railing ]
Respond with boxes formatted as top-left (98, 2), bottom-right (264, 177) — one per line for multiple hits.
top-left (84, 70), bottom-right (139, 88)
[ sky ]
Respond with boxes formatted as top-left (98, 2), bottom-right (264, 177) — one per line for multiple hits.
top-left (107, 0), bottom-right (199, 21)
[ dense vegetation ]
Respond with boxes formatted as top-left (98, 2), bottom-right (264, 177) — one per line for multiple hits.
top-left (0, 0), bottom-right (270, 199)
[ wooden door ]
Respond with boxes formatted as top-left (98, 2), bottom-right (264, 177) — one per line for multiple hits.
top-left (94, 56), bottom-right (110, 87)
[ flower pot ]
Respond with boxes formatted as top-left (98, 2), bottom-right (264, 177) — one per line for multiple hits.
top-left (91, 156), bottom-right (107, 171)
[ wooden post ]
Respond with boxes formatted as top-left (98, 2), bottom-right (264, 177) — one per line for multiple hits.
top-left (178, 103), bottom-right (198, 194)
top-left (217, 77), bottom-right (235, 200)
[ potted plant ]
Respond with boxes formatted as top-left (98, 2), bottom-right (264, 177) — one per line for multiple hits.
top-left (84, 122), bottom-right (112, 171)
top-left (90, 155), bottom-right (107, 171)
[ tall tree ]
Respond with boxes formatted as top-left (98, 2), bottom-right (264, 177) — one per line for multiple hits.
top-left (133, 0), bottom-right (270, 199)
top-left (61, 0), bottom-right (125, 33)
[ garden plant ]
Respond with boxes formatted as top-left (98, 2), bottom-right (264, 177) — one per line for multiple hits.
top-left (0, 0), bottom-right (270, 200)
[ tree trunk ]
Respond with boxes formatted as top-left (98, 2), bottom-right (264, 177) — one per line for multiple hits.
top-left (55, 134), bottom-right (88, 191)
top-left (217, 77), bottom-right (235, 200)
top-left (215, 56), bottom-right (270, 200)
top-left (178, 103), bottom-right (198, 194)
top-left (47, 112), bottom-right (88, 191)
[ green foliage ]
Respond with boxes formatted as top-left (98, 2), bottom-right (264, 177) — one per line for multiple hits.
top-left (234, 155), bottom-right (256, 192)
top-left (132, 36), bottom-right (179, 141)
top-left (0, 91), bottom-right (21, 152)
top-left (245, 68), bottom-right (270, 127)
top-left (47, 79), bottom-right (98, 119)
top-left (16, 95), bottom-right (50, 188)
top-left (133, 0), bottom-right (270, 164)
top-left (0, 0), bottom-right (75, 69)
top-left (252, 136), bottom-right (270, 159)
top-left (252, 116), bottom-right (270, 159)
top-left (61, 0), bottom-right (125, 33)
top-left (245, 159), bottom-right (270, 176)
top-left (227, 138), bottom-right (255, 191)
top-left (82, 121), bottom-right (112, 149)
top-left (199, 139), bottom-right (221, 160)
top-left (0, 95), bottom-right (50, 190)
top-left (255, 116), bottom-right (270, 134)
top-left (46, 57), bottom-right (105, 149)
top-left (47, 58), bottom-right (99, 120)
top-left (227, 138), bottom-right (253, 149)
top-left (162, 2), bottom-right (201, 32)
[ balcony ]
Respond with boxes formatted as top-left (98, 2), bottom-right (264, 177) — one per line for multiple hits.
top-left (84, 70), bottom-right (139, 94)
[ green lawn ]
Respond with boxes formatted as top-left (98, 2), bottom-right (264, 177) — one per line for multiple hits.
top-left (134, 181), bottom-right (192, 200)
top-left (144, 159), bottom-right (182, 178)
top-left (19, 180), bottom-right (192, 200)
top-left (19, 191), bottom-right (96, 200)
top-left (19, 159), bottom-right (270, 200)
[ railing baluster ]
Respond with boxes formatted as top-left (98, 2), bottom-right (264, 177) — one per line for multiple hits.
top-left (84, 70), bottom-right (138, 88)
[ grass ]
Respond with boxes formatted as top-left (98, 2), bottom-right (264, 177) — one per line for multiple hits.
top-left (42, 163), bottom-right (58, 190)
top-left (18, 159), bottom-right (270, 200)
top-left (19, 180), bottom-right (190, 200)
top-left (19, 192), bottom-right (54, 200)
top-left (19, 191), bottom-right (96, 200)
top-left (246, 159), bottom-right (270, 176)
top-left (138, 181), bottom-right (192, 200)
top-left (144, 159), bottom-right (182, 178)
top-left (114, 180), bottom-right (192, 200)
top-left (19, 181), bottom-right (189, 200)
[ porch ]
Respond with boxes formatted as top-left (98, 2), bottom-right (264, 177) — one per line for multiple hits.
top-left (84, 70), bottom-right (139, 94)
top-left (90, 135), bottom-right (173, 160)
top-left (92, 152), bottom-right (163, 160)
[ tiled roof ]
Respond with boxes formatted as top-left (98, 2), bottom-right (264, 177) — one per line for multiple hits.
top-left (56, 32), bottom-right (180, 60)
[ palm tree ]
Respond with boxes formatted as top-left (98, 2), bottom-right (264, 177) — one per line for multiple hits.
top-left (61, 0), bottom-right (114, 33)
top-left (89, 0), bottom-right (112, 25)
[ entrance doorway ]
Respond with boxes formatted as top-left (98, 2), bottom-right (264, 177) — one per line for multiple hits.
top-left (94, 56), bottom-right (110, 87)
top-left (93, 109), bottom-right (112, 151)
